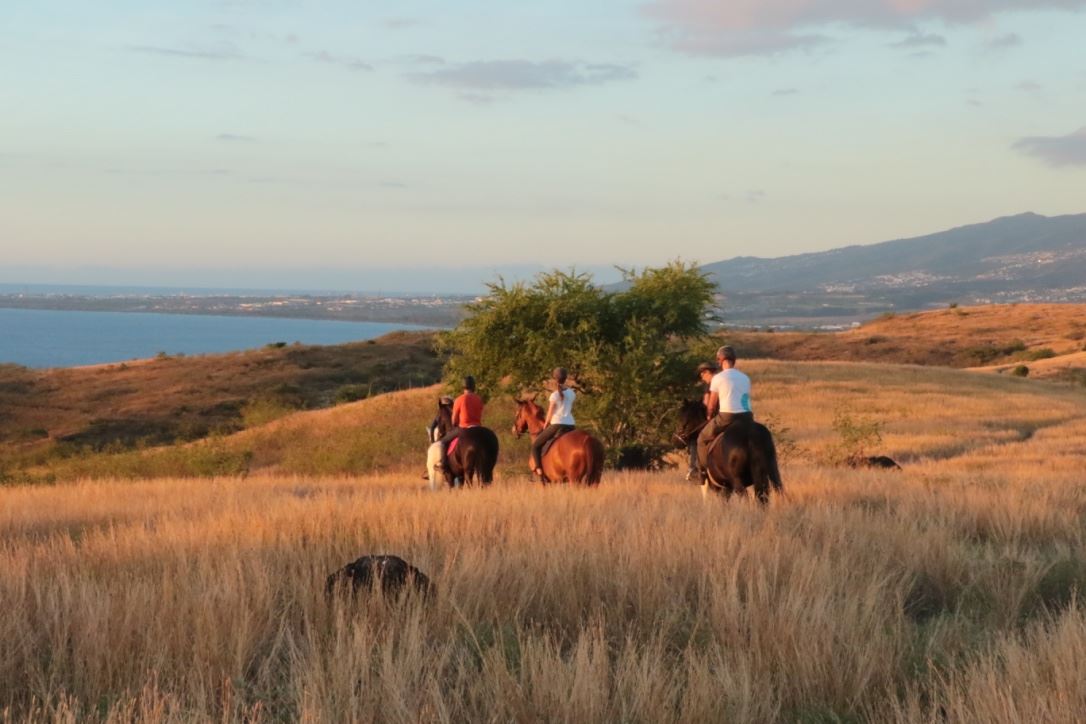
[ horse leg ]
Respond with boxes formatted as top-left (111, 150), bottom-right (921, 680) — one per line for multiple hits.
top-left (426, 443), bottom-right (441, 491)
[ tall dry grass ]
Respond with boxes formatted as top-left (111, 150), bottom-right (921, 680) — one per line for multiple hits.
top-left (2, 461), bottom-right (1084, 722)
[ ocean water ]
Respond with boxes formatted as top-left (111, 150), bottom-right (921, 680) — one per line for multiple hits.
top-left (0, 308), bottom-right (429, 369)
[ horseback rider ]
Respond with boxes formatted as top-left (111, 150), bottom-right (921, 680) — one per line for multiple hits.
top-left (531, 367), bottom-right (576, 478)
top-left (439, 376), bottom-right (484, 472)
top-left (686, 362), bottom-right (717, 481)
top-left (697, 346), bottom-right (753, 480)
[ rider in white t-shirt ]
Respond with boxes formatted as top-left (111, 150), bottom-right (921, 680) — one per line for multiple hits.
top-left (696, 345), bottom-right (754, 479)
top-left (531, 366), bottom-right (576, 477)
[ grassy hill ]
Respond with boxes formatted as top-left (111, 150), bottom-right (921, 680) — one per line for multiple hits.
top-left (729, 303), bottom-right (1086, 375)
top-left (15, 357), bottom-right (1085, 484)
top-left (0, 331), bottom-right (441, 474)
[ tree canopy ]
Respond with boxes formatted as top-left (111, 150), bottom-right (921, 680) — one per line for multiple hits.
top-left (437, 262), bottom-right (717, 465)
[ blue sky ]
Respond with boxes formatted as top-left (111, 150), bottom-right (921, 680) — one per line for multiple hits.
top-left (1, 0), bottom-right (1084, 292)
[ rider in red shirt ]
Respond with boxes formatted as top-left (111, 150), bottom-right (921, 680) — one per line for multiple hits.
top-left (440, 376), bottom-right (484, 471)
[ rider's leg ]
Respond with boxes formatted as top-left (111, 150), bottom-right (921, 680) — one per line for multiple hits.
top-left (438, 427), bottom-right (460, 470)
top-left (531, 424), bottom-right (559, 475)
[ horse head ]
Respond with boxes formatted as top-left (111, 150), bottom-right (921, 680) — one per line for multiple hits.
top-left (435, 398), bottom-right (454, 438)
top-left (512, 396), bottom-right (543, 438)
top-left (674, 399), bottom-right (708, 448)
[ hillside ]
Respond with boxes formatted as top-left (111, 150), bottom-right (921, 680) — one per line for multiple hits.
top-left (728, 303), bottom-right (1086, 378)
top-left (17, 356), bottom-right (1085, 483)
top-left (701, 212), bottom-right (1086, 324)
top-left (0, 331), bottom-right (441, 459)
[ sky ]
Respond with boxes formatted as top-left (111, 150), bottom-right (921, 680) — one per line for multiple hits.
top-left (1, 0), bottom-right (1085, 293)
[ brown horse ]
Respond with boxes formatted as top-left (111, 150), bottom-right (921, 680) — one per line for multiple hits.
top-left (512, 399), bottom-right (604, 484)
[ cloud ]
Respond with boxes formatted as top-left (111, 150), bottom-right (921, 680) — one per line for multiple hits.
top-left (407, 60), bottom-right (637, 90)
top-left (1014, 127), bottom-right (1086, 167)
top-left (304, 50), bottom-right (373, 71)
top-left (126, 44), bottom-right (242, 61)
top-left (985, 33), bottom-right (1023, 50)
top-left (384, 18), bottom-right (423, 30)
top-left (771, 87), bottom-right (799, 96)
top-left (216, 133), bottom-right (256, 142)
top-left (401, 54), bottom-right (445, 65)
top-left (644, 0), bottom-right (1084, 56)
top-left (1015, 80), bottom-right (1042, 92)
top-left (890, 30), bottom-right (946, 49)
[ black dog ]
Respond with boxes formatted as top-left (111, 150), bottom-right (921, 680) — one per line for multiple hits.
top-left (325, 555), bottom-right (434, 598)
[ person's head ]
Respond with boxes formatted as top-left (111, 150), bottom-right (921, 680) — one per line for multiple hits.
top-left (696, 361), bottom-right (717, 383)
top-left (552, 367), bottom-right (568, 388)
top-left (439, 395), bottom-right (454, 407)
top-left (463, 375), bottom-right (476, 392)
top-left (716, 345), bottom-right (737, 368)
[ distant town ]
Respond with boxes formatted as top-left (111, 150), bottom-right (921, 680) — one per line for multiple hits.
top-left (0, 291), bottom-right (471, 328)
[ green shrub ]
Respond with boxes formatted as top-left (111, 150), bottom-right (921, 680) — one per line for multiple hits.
top-left (1023, 348), bottom-right (1056, 361)
top-left (439, 263), bottom-right (716, 466)
top-left (240, 398), bottom-right (297, 428)
top-left (334, 384), bottom-right (372, 404)
top-left (1011, 365), bottom-right (1030, 378)
top-left (824, 409), bottom-right (884, 466)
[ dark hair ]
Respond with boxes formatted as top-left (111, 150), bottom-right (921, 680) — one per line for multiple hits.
top-left (463, 375), bottom-right (476, 392)
top-left (552, 367), bottom-right (568, 402)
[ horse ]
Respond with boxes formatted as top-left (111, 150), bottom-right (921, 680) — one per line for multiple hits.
top-left (512, 398), bottom-right (604, 485)
top-left (431, 401), bottom-right (499, 488)
top-left (675, 400), bottom-right (783, 504)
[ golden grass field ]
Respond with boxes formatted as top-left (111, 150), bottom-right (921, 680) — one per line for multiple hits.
top-left (2, 360), bottom-right (1085, 722)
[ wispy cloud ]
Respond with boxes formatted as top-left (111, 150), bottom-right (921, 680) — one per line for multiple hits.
top-left (216, 133), bottom-right (257, 143)
top-left (1013, 127), bottom-right (1086, 167)
top-left (401, 54), bottom-right (445, 66)
top-left (384, 18), bottom-right (423, 30)
top-left (1016, 80), bottom-right (1042, 92)
top-left (126, 44), bottom-right (242, 61)
top-left (771, 87), bottom-right (799, 97)
top-left (644, 0), bottom-right (1082, 57)
top-left (890, 30), bottom-right (946, 49)
top-left (304, 51), bottom-right (373, 71)
top-left (407, 60), bottom-right (637, 91)
top-left (985, 33), bottom-right (1023, 51)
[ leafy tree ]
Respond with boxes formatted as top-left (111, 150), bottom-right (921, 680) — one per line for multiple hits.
top-left (437, 262), bottom-right (717, 465)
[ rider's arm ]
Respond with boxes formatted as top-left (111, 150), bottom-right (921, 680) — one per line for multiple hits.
top-left (706, 391), bottom-right (719, 420)
top-left (451, 398), bottom-right (462, 428)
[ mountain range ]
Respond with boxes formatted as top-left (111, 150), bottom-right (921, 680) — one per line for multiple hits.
top-left (700, 212), bottom-right (1086, 327)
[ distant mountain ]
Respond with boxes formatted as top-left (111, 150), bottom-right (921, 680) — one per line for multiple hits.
top-left (700, 212), bottom-right (1086, 327)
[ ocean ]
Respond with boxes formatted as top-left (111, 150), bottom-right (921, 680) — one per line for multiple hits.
top-left (0, 308), bottom-right (430, 369)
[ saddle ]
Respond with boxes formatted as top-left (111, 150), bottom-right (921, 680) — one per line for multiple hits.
top-left (448, 438), bottom-right (460, 457)
top-left (541, 427), bottom-right (573, 459)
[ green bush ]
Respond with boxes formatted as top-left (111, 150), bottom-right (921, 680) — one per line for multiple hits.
top-left (824, 409), bottom-right (884, 466)
top-left (1023, 348), bottom-right (1056, 361)
top-left (1011, 365), bottom-right (1030, 378)
top-left (438, 262), bottom-right (717, 466)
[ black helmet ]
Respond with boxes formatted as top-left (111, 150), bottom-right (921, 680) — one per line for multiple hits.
top-left (696, 362), bottom-right (717, 376)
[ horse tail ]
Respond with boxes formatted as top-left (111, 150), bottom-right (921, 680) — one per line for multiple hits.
top-left (749, 425), bottom-right (782, 504)
top-left (480, 429), bottom-right (499, 484)
top-left (584, 436), bottom-right (605, 485)
top-left (461, 443), bottom-right (477, 485)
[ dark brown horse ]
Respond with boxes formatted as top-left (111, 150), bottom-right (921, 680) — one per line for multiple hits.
top-left (512, 399), bottom-right (604, 485)
top-left (435, 404), bottom-right (499, 487)
top-left (675, 400), bottom-right (783, 504)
